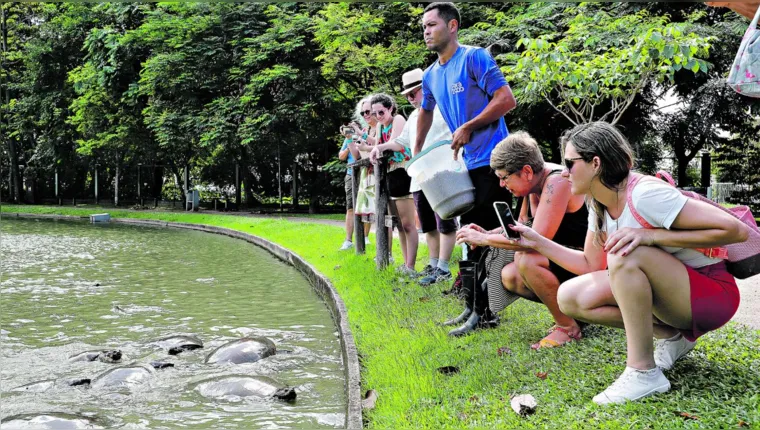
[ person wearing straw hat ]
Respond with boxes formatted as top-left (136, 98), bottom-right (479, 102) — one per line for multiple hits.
top-left (392, 68), bottom-right (457, 285)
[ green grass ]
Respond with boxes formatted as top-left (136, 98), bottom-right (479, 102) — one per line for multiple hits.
top-left (3, 204), bottom-right (759, 428)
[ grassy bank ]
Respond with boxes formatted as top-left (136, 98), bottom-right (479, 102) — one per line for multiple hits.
top-left (3, 205), bottom-right (759, 428)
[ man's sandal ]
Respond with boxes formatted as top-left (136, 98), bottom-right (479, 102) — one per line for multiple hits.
top-left (531, 326), bottom-right (582, 350)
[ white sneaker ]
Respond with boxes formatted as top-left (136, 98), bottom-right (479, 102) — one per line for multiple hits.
top-left (339, 240), bottom-right (353, 251)
top-left (593, 367), bottom-right (670, 405)
top-left (654, 334), bottom-right (696, 371)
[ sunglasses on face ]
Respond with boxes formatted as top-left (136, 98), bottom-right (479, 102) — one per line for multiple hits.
top-left (406, 88), bottom-right (420, 100)
top-left (372, 110), bottom-right (386, 117)
top-left (564, 157), bottom-right (585, 171)
top-left (361, 110), bottom-right (371, 116)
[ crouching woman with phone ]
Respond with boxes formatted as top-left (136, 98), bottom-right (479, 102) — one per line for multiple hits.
top-left (508, 122), bottom-right (749, 405)
top-left (456, 132), bottom-right (588, 348)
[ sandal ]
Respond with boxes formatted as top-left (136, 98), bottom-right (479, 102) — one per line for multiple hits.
top-left (531, 325), bottom-right (582, 350)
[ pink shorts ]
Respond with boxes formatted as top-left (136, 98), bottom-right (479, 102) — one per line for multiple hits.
top-left (680, 261), bottom-right (740, 341)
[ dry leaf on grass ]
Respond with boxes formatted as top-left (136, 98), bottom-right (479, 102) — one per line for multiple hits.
top-left (675, 411), bottom-right (700, 421)
top-left (738, 420), bottom-right (750, 427)
top-left (497, 346), bottom-right (512, 356)
top-left (535, 371), bottom-right (549, 380)
top-left (468, 395), bottom-right (479, 403)
top-left (362, 389), bottom-right (378, 410)
top-left (333, 265), bottom-right (341, 270)
top-left (510, 394), bottom-right (537, 416)
top-left (419, 297), bottom-right (430, 303)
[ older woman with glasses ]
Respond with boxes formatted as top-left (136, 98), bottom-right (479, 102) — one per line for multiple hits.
top-left (456, 131), bottom-right (588, 346)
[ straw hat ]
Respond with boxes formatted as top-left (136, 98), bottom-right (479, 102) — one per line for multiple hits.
top-left (400, 68), bottom-right (424, 95)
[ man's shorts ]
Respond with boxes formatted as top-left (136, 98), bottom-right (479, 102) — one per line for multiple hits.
top-left (413, 191), bottom-right (457, 234)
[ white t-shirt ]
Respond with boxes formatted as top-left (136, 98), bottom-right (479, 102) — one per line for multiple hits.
top-left (395, 106), bottom-right (452, 192)
top-left (588, 179), bottom-right (721, 268)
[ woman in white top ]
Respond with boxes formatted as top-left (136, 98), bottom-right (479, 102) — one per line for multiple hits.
top-left (509, 122), bottom-right (749, 405)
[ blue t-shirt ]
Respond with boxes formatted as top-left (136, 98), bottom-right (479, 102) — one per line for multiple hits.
top-left (421, 45), bottom-right (509, 170)
top-left (341, 138), bottom-right (355, 175)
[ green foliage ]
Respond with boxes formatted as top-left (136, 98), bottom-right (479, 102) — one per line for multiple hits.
top-left (504, 4), bottom-right (713, 125)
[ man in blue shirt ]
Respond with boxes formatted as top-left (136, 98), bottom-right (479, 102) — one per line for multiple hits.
top-left (415, 2), bottom-right (516, 336)
top-left (415, 2), bottom-right (516, 233)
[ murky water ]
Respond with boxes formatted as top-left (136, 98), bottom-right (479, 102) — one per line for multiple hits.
top-left (0, 217), bottom-right (345, 428)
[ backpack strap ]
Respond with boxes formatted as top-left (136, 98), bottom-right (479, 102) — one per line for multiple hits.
top-left (626, 172), bottom-right (728, 260)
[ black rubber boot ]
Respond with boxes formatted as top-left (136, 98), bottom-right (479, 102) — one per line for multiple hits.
top-left (448, 277), bottom-right (499, 336)
top-left (442, 260), bottom-right (475, 326)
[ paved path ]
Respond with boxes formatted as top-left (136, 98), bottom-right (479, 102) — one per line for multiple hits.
top-left (735, 276), bottom-right (760, 330)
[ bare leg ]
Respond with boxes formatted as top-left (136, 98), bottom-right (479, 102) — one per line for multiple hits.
top-left (557, 272), bottom-right (680, 338)
top-left (427, 230), bottom-right (440, 262)
top-left (345, 209), bottom-right (354, 242)
top-left (439, 231), bottom-right (456, 263)
top-left (607, 247), bottom-right (691, 370)
top-left (517, 252), bottom-right (577, 328)
top-left (395, 198), bottom-right (419, 269)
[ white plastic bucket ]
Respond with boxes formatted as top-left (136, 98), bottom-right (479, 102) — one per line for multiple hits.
top-left (405, 140), bottom-right (475, 219)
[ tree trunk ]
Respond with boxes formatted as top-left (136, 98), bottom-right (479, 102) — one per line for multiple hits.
top-left (291, 162), bottom-right (299, 210)
top-left (308, 162), bottom-right (320, 214)
top-left (1, 5), bottom-right (21, 203)
top-left (241, 165), bottom-right (260, 208)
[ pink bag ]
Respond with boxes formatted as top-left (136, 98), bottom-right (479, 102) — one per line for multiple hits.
top-left (627, 171), bottom-right (760, 279)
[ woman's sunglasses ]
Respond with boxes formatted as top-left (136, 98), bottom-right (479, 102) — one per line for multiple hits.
top-left (372, 111), bottom-right (386, 117)
top-left (564, 156), bottom-right (585, 171)
top-left (361, 110), bottom-right (371, 116)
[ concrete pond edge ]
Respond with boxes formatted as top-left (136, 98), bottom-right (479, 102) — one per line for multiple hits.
top-left (4, 213), bottom-right (363, 429)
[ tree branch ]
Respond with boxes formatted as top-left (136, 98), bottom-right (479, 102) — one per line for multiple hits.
top-left (544, 94), bottom-right (578, 126)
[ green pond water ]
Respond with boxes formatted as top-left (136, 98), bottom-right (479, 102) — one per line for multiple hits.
top-left (0, 217), bottom-right (346, 428)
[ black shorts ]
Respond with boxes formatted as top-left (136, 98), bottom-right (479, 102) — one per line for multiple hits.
top-left (460, 165), bottom-right (513, 231)
top-left (413, 191), bottom-right (458, 234)
top-left (549, 260), bottom-right (577, 284)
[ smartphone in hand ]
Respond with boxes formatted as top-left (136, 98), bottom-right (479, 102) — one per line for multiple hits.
top-left (493, 201), bottom-right (520, 239)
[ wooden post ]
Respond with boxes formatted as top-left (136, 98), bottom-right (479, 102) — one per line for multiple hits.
top-left (94, 165), bottom-right (99, 204)
top-left (350, 160), bottom-right (366, 254)
top-left (374, 156), bottom-right (390, 269)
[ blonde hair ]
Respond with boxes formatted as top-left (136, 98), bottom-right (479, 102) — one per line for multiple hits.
top-left (490, 131), bottom-right (544, 174)
top-left (353, 96), bottom-right (373, 127)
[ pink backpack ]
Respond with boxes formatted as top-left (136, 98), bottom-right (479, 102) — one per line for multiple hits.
top-left (627, 171), bottom-right (760, 279)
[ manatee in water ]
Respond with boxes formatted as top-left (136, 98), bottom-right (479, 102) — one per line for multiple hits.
top-left (0, 413), bottom-right (104, 429)
top-left (154, 335), bottom-right (203, 355)
top-left (204, 337), bottom-right (276, 365)
top-left (89, 364), bottom-right (156, 389)
top-left (68, 350), bottom-right (122, 363)
top-left (195, 375), bottom-right (296, 402)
